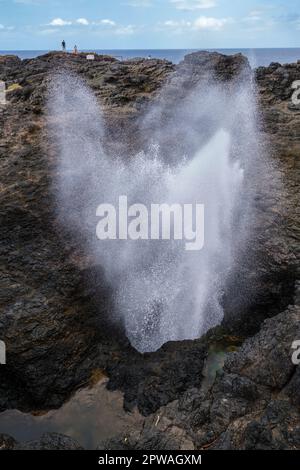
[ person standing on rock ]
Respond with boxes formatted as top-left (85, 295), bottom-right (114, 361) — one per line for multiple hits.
top-left (62, 40), bottom-right (66, 52)
top-left (73, 45), bottom-right (78, 55)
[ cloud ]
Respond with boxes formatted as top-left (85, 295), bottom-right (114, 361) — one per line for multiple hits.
top-left (89, 22), bottom-right (139, 36)
top-left (242, 11), bottom-right (277, 32)
top-left (170, 0), bottom-right (216, 11)
top-left (163, 19), bottom-right (191, 30)
top-left (100, 19), bottom-right (116, 26)
top-left (48, 17), bottom-right (117, 28)
top-left (45, 17), bottom-right (132, 35)
top-left (0, 24), bottom-right (15, 31)
top-left (162, 15), bottom-right (229, 32)
top-left (38, 11), bottom-right (145, 39)
top-left (194, 16), bottom-right (228, 30)
top-left (90, 19), bottom-right (116, 27)
top-left (49, 18), bottom-right (72, 27)
top-left (243, 10), bottom-right (263, 23)
top-left (67, 18), bottom-right (136, 35)
top-left (76, 18), bottom-right (89, 26)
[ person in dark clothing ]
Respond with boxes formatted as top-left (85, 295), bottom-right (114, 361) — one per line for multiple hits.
top-left (62, 40), bottom-right (66, 51)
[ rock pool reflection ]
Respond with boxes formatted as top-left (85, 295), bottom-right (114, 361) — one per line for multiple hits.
top-left (0, 377), bottom-right (143, 449)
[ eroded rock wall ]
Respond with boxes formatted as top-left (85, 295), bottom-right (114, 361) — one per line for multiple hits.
top-left (0, 52), bottom-right (299, 450)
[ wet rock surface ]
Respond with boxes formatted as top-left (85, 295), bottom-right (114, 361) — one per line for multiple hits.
top-left (0, 432), bottom-right (83, 450)
top-left (0, 50), bottom-right (299, 449)
top-left (105, 306), bottom-right (300, 450)
top-left (0, 433), bottom-right (17, 450)
top-left (221, 62), bottom-right (299, 337)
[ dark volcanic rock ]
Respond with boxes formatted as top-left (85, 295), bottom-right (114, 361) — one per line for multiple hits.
top-left (224, 306), bottom-right (300, 390)
top-left (0, 433), bottom-right (17, 450)
top-left (0, 50), bottom-right (299, 450)
top-left (106, 339), bottom-right (207, 415)
top-left (105, 305), bottom-right (300, 450)
top-left (16, 432), bottom-right (84, 450)
top-left (221, 61), bottom-right (300, 337)
top-left (180, 51), bottom-right (250, 82)
top-left (0, 432), bottom-right (83, 450)
top-left (0, 52), bottom-right (174, 413)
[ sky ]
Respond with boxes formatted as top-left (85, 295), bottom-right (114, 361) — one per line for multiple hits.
top-left (0, 0), bottom-right (299, 50)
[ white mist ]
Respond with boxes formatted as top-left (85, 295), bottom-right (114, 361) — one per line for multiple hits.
top-left (49, 69), bottom-right (257, 352)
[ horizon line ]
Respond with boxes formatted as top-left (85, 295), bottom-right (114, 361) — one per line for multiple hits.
top-left (1, 47), bottom-right (300, 52)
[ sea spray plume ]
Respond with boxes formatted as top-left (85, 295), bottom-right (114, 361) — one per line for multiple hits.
top-left (116, 71), bottom-right (257, 351)
top-left (48, 71), bottom-right (107, 238)
top-left (48, 65), bottom-right (258, 352)
top-left (114, 129), bottom-right (244, 351)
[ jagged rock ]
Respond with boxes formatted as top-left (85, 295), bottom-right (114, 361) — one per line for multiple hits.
top-left (0, 433), bottom-right (17, 450)
top-left (106, 339), bottom-right (207, 415)
top-left (17, 432), bottom-right (83, 450)
top-left (0, 431), bottom-right (83, 450)
top-left (0, 51), bottom-right (299, 450)
top-left (108, 305), bottom-right (300, 450)
top-left (180, 51), bottom-right (250, 82)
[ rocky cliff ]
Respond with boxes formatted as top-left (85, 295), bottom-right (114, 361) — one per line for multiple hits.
top-left (0, 51), bottom-right (299, 450)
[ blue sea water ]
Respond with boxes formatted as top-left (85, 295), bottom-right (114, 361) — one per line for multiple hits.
top-left (0, 48), bottom-right (299, 67)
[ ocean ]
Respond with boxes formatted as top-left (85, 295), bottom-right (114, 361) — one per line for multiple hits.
top-left (0, 48), bottom-right (299, 67)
